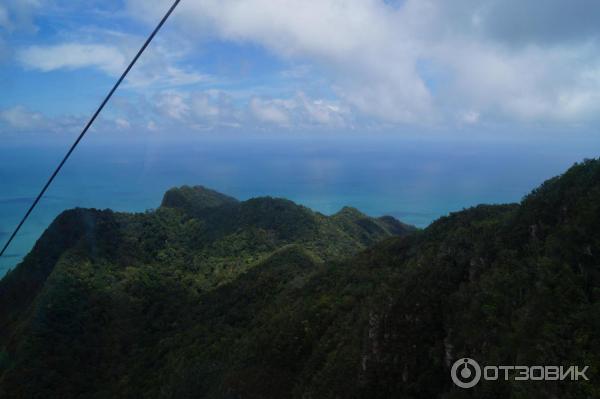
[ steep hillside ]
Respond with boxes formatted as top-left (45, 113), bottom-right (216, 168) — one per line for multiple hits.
top-left (0, 187), bottom-right (413, 398)
top-left (1, 160), bottom-right (599, 398)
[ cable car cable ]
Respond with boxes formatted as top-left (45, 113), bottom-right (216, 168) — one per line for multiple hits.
top-left (0, 0), bottom-right (183, 258)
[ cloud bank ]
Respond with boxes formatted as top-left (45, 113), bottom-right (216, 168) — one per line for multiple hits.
top-left (5, 0), bottom-right (600, 134)
top-left (125, 0), bottom-right (600, 126)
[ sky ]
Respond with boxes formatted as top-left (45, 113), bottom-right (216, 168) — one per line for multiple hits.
top-left (1, 0), bottom-right (600, 138)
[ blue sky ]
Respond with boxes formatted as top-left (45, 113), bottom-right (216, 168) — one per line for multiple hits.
top-left (2, 0), bottom-right (600, 138)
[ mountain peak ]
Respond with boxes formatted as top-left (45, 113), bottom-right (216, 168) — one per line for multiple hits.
top-left (334, 206), bottom-right (365, 217)
top-left (160, 185), bottom-right (238, 213)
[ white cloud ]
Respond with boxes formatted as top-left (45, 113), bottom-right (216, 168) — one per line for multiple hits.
top-left (137, 90), bottom-right (348, 131)
top-left (247, 94), bottom-right (349, 128)
top-left (437, 40), bottom-right (600, 121)
top-left (0, 0), bottom-right (41, 33)
top-left (7, 0), bottom-right (600, 132)
top-left (155, 91), bottom-right (191, 120)
top-left (249, 97), bottom-right (292, 126)
top-left (461, 110), bottom-right (480, 125)
top-left (125, 0), bottom-right (600, 126)
top-left (0, 105), bottom-right (138, 135)
top-left (191, 92), bottom-right (222, 119)
top-left (18, 43), bottom-right (126, 74)
top-left (0, 0), bottom-right (42, 62)
top-left (296, 93), bottom-right (349, 127)
top-left (115, 118), bottom-right (131, 130)
top-left (126, 39), bottom-right (210, 88)
top-left (16, 29), bottom-right (210, 89)
top-left (127, 0), bottom-right (433, 123)
top-left (0, 106), bottom-right (47, 130)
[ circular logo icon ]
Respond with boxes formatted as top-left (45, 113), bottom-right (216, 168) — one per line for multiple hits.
top-left (451, 358), bottom-right (481, 389)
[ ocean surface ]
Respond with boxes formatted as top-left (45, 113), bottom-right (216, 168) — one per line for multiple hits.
top-left (1, 133), bottom-right (598, 276)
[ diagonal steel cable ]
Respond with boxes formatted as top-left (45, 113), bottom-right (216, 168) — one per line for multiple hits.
top-left (0, 0), bottom-right (183, 258)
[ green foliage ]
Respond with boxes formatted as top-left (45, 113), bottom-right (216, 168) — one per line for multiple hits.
top-left (1, 160), bottom-right (599, 398)
top-left (161, 185), bottom-right (238, 214)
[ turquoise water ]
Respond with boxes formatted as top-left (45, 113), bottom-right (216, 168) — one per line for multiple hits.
top-left (0, 133), bottom-right (598, 276)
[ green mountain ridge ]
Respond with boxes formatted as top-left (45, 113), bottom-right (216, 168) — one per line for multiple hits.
top-left (0, 160), bottom-right (599, 398)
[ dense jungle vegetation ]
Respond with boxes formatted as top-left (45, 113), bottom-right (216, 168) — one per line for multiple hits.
top-left (1, 160), bottom-right (599, 398)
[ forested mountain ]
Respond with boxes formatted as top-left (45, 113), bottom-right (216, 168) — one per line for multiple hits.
top-left (1, 160), bottom-right (599, 398)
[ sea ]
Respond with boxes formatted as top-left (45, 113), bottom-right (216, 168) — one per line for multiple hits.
top-left (1, 132), bottom-right (598, 276)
